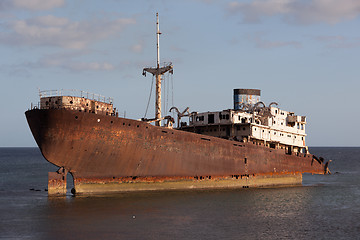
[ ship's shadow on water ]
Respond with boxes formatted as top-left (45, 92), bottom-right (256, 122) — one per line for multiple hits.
top-left (1, 147), bottom-right (360, 240)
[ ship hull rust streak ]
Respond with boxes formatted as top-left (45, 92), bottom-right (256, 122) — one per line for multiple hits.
top-left (25, 108), bottom-right (324, 194)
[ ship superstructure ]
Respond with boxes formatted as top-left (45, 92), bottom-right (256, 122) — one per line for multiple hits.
top-left (180, 89), bottom-right (308, 155)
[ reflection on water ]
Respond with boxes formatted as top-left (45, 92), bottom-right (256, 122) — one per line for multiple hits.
top-left (1, 147), bottom-right (360, 240)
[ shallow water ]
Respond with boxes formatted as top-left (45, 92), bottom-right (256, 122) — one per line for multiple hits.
top-left (0, 147), bottom-right (359, 239)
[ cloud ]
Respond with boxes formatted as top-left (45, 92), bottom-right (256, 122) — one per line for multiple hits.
top-left (313, 35), bottom-right (360, 48)
top-left (1, 0), bottom-right (65, 11)
top-left (131, 40), bottom-right (144, 53)
top-left (228, 0), bottom-right (292, 23)
top-left (248, 32), bottom-right (301, 48)
top-left (65, 62), bottom-right (115, 71)
top-left (0, 15), bottom-right (136, 49)
top-left (227, 0), bottom-right (360, 24)
top-left (32, 51), bottom-right (116, 71)
top-left (170, 45), bottom-right (186, 52)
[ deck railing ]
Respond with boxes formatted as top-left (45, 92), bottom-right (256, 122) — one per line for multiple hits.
top-left (38, 89), bottom-right (113, 104)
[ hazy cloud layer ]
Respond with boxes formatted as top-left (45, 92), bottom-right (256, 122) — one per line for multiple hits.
top-left (227, 0), bottom-right (360, 24)
top-left (2, 51), bottom-right (116, 75)
top-left (131, 40), bottom-right (144, 53)
top-left (248, 32), bottom-right (302, 49)
top-left (0, 15), bottom-right (136, 49)
top-left (313, 35), bottom-right (360, 48)
top-left (1, 0), bottom-right (65, 11)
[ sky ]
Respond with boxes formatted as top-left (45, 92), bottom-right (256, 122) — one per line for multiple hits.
top-left (0, 0), bottom-right (359, 147)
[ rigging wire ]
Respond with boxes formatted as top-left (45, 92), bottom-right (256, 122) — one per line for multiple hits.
top-left (166, 72), bottom-right (170, 113)
top-left (171, 72), bottom-right (174, 108)
top-left (163, 74), bottom-right (166, 114)
top-left (171, 73), bottom-right (174, 123)
top-left (144, 75), bottom-right (154, 118)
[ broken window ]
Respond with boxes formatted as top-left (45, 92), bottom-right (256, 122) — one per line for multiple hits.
top-left (208, 114), bottom-right (215, 124)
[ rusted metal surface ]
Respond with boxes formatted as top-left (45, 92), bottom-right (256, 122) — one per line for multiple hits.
top-left (72, 174), bottom-right (302, 194)
top-left (40, 96), bottom-right (114, 116)
top-left (48, 171), bottom-right (66, 195)
top-left (25, 108), bottom-right (326, 194)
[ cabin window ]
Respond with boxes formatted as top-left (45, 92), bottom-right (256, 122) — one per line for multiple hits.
top-left (241, 118), bottom-right (246, 124)
top-left (275, 110), bottom-right (278, 114)
top-left (196, 116), bottom-right (205, 122)
top-left (208, 114), bottom-right (215, 124)
top-left (226, 114), bottom-right (229, 120)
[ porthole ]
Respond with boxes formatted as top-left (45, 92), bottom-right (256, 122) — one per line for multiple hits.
top-left (97, 119), bottom-right (100, 122)
top-left (110, 121), bottom-right (113, 124)
top-left (70, 101), bottom-right (73, 104)
top-left (75, 116), bottom-right (78, 119)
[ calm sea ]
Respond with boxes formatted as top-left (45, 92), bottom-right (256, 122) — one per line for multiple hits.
top-left (0, 147), bottom-right (359, 240)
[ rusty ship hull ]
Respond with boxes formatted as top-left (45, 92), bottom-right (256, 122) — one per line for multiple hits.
top-left (25, 108), bottom-right (325, 194)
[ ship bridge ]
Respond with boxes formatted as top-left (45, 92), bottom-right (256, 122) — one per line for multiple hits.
top-left (36, 89), bottom-right (117, 116)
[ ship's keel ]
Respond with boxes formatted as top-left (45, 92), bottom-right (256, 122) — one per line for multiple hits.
top-left (71, 173), bottom-right (303, 195)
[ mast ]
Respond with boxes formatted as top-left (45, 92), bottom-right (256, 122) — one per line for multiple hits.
top-left (143, 13), bottom-right (173, 127)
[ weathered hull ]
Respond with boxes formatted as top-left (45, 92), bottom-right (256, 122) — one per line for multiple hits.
top-left (25, 109), bottom-right (325, 194)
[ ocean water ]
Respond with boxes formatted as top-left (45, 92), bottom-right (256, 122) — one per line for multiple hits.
top-left (0, 147), bottom-right (359, 240)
